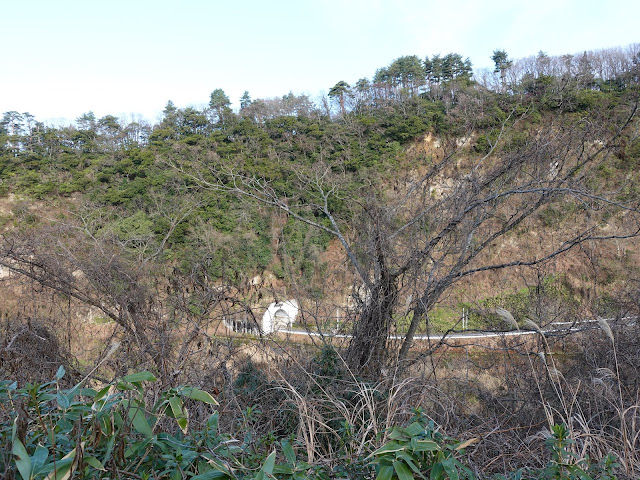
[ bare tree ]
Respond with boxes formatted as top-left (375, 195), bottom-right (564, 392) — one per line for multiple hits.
top-left (0, 184), bottom-right (233, 382)
top-left (171, 87), bottom-right (640, 377)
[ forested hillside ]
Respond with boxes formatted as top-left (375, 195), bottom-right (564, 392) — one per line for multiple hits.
top-left (1, 44), bottom-right (640, 478)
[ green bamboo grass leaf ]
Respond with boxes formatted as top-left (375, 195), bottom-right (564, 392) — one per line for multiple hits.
top-left (430, 463), bottom-right (444, 480)
top-left (178, 407), bottom-right (189, 432)
top-left (128, 406), bottom-right (153, 438)
top-left (254, 451), bottom-right (276, 480)
top-left (281, 439), bottom-right (296, 465)
top-left (376, 465), bottom-right (395, 480)
top-left (441, 458), bottom-right (460, 480)
top-left (169, 395), bottom-right (189, 432)
top-left (262, 450), bottom-right (276, 473)
top-left (182, 387), bottom-right (219, 405)
top-left (169, 395), bottom-right (184, 418)
top-left (192, 470), bottom-right (235, 480)
top-left (207, 411), bottom-right (219, 434)
top-left (372, 442), bottom-right (404, 456)
top-left (404, 422), bottom-right (426, 436)
top-left (272, 464), bottom-right (294, 475)
top-left (56, 391), bottom-right (70, 410)
top-left (413, 439), bottom-right (440, 452)
top-left (85, 456), bottom-right (106, 471)
top-left (393, 460), bottom-right (415, 480)
top-left (395, 452), bottom-right (423, 475)
top-left (92, 385), bottom-right (111, 404)
top-left (46, 448), bottom-right (76, 480)
top-left (102, 432), bottom-right (116, 465)
top-left (12, 437), bottom-right (32, 480)
top-left (195, 457), bottom-right (237, 479)
top-left (31, 445), bottom-right (49, 474)
top-left (389, 426), bottom-right (407, 440)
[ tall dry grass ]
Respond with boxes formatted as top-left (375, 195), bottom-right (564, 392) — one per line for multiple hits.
top-left (2, 298), bottom-right (639, 478)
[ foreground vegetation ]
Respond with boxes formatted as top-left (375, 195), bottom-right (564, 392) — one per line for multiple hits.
top-left (0, 358), bottom-right (626, 479)
top-left (2, 316), bottom-right (639, 479)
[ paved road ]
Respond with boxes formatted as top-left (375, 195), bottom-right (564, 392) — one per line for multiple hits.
top-left (276, 318), bottom-right (629, 341)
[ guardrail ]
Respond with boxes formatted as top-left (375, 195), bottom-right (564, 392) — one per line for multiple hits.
top-left (274, 316), bottom-right (635, 341)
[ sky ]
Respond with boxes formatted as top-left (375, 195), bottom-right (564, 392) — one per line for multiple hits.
top-left (1, 0), bottom-right (638, 125)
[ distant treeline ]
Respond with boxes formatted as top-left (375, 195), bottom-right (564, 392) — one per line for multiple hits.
top-left (2, 43), bottom-right (638, 150)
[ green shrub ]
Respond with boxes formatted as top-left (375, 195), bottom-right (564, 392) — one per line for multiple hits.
top-left (1, 370), bottom-right (620, 479)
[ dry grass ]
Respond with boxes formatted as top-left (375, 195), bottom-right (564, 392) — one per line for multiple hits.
top-left (1, 296), bottom-right (639, 478)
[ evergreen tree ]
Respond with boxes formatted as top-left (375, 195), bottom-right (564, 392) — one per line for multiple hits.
top-left (328, 80), bottom-right (350, 116)
top-left (239, 91), bottom-right (252, 110)
top-left (492, 49), bottom-right (512, 90)
top-left (209, 89), bottom-right (232, 124)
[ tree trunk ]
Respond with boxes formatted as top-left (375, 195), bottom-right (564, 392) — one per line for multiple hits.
top-left (346, 274), bottom-right (397, 376)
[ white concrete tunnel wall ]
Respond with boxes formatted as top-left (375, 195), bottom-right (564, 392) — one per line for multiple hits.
top-left (261, 299), bottom-right (299, 333)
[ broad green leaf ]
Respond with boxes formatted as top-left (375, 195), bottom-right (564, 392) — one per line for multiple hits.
top-left (37, 393), bottom-right (56, 403)
top-left (113, 410), bottom-right (124, 430)
top-left (202, 458), bottom-right (236, 478)
top-left (40, 458), bottom-right (74, 479)
top-left (85, 456), bottom-right (105, 471)
top-left (405, 422), bottom-right (426, 437)
top-left (192, 470), bottom-right (235, 480)
top-left (56, 365), bottom-right (66, 380)
top-left (169, 395), bottom-right (184, 419)
top-left (152, 436), bottom-right (170, 455)
top-left (92, 385), bottom-right (112, 404)
top-left (0, 380), bottom-right (17, 391)
top-left (125, 438), bottom-right (152, 458)
top-left (262, 450), bottom-right (276, 473)
top-left (565, 465), bottom-right (591, 480)
top-left (12, 437), bottom-right (32, 480)
top-left (396, 452), bottom-right (423, 476)
top-left (372, 442), bottom-right (405, 456)
top-left (281, 439), bottom-right (296, 465)
top-left (56, 392), bottom-right (70, 410)
top-left (255, 451), bottom-right (276, 480)
top-left (394, 460), bottom-right (415, 480)
top-left (440, 458), bottom-right (459, 480)
top-left (389, 426), bottom-right (407, 440)
top-left (272, 464), bottom-right (294, 475)
top-left (183, 387), bottom-right (219, 405)
top-left (430, 463), bottom-right (444, 480)
top-left (122, 371), bottom-right (157, 383)
top-left (116, 380), bottom-right (134, 391)
top-left (128, 406), bottom-right (153, 438)
top-left (177, 407), bottom-right (189, 433)
top-left (169, 395), bottom-right (188, 432)
top-left (46, 448), bottom-right (76, 480)
top-left (413, 440), bottom-right (440, 452)
top-left (376, 465), bottom-right (395, 480)
top-left (31, 445), bottom-right (49, 473)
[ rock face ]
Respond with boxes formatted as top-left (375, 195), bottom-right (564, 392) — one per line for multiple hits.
top-left (261, 299), bottom-right (299, 334)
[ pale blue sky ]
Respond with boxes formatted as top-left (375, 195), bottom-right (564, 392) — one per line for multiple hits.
top-left (1, 0), bottom-right (638, 125)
